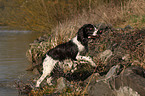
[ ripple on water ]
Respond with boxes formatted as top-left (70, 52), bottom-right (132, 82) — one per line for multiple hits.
top-left (0, 28), bottom-right (42, 95)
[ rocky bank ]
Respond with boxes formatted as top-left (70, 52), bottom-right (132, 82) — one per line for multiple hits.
top-left (23, 24), bottom-right (145, 95)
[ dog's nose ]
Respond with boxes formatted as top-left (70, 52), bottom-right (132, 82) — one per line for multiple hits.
top-left (97, 30), bottom-right (102, 34)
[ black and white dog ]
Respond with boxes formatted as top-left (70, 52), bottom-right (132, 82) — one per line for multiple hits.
top-left (36, 24), bottom-right (101, 87)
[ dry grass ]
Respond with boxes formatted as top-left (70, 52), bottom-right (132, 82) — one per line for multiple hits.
top-left (45, 0), bottom-right (145, 45)
top-left (26, 0), bottom-right (145, 67)
top-left (0, 0), bottom-right (145, 32)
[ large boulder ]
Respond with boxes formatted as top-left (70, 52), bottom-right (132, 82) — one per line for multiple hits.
top-left (111, 66), bottom-right (145, 96)
top-left (86, 65), bottom-right (145, 96)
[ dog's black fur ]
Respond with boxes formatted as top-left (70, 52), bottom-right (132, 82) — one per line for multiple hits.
top-left (46, 24), bottom-right (98, 61)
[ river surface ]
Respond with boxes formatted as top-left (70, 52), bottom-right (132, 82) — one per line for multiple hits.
top-left (0, 27), bottom-right (42, 96)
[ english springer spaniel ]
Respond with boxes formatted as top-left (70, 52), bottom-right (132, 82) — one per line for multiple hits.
top-left (36, 24), bottom-right (101, 87)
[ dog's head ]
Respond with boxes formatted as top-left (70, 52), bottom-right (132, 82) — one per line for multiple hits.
top-left (78, 24), bottom-right (101, 40)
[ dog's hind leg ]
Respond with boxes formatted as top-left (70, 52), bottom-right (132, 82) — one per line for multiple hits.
top-left (36, 56), bottom-right (57, 87)
top-left (36, 71), bottom-right (50, 87)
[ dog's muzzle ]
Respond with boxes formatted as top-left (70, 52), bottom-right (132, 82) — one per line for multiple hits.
top-left (88, 30), bottom-right (102, 39)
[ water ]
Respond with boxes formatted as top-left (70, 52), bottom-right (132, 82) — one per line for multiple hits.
top-left (0, 27), bottom-right (42, 96)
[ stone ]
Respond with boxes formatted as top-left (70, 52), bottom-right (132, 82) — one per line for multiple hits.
top-left (122, 54), bottom-right (130, 61)
top-left (99, 49), bottom-right (113, 63)
top-left (115, 86), bottom-right (140, 96)
top-left (86, 66), bottom-right (145, 96)
top-left (55, 77), bottom-right (66, 93)
top-left (96, 65), bottom-right (120, 82)
top-left (124, 25), bottom-right (133, 30)
top-left (87, 81), bottom-right (115, 96)
top-left (110, 66), bottom-right (145, 96)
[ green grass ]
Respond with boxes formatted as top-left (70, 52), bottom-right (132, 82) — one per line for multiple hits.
top-left (127, 15), bottom-right (145, 28)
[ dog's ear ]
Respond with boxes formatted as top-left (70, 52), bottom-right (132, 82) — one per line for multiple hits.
top-left (77, 26), bottom-right (88, 45)
top-left (77, 26), bottom-right (84, 42)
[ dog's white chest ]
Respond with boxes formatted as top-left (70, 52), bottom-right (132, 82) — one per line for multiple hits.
top-left (72, 36), bottom-right (85, 52)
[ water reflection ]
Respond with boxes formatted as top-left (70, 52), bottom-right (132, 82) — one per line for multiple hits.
top-left (0, 28), bottom-right (42, 95)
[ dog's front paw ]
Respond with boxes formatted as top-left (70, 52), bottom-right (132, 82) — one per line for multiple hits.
top-left (47, 77), bottom-right (53, 86)
top-left (91, 62), bottom-right (97, 67)
top-left (35, 84), bottom-right (40, 88)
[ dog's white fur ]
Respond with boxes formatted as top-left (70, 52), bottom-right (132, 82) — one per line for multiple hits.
top-left (72, 36), bottom-right (85, 52)
top-left (72, 36), bottom-right (96, 67)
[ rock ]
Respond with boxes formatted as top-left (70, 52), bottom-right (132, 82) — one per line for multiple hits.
top-left (132, 60), bottom-right (141, 66)
top-left (124, 25), bottom-right (133, 30)
top-left (85, 65), bottom-right (120, 96)
top-left (96, 65), bottom-right (120, 82)
top-left (55, 77), bottom-right (66, 93)
top-left (99, 49), bottom-right (113, 63)
top-left (122, 54), bottom-right (130, 61)
top-left (110, 66), bottom-right (145, 96)
top-left (87, 66), bottom-right (145, 96)
top-left (87, 81), bottom-right (115, 96)
top-left (115, 86), bottom-right (140, 96)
